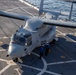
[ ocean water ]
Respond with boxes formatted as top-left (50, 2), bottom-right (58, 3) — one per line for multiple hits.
top-left (25, 0), bottom-right (76, 21)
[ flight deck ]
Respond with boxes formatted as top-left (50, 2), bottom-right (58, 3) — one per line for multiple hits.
top-left (0, 0), bottom-right (76, 75)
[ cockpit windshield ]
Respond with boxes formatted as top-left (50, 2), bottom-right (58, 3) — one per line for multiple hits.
top-left (12, 34), bottom-right (26, 45)
top-left (11, 33), bottom-right (32, 46)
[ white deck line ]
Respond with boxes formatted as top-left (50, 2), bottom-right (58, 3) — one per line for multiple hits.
top-left (47, 60), bottom-right (76, 65)
top-left (20, 7), bottom-right (34, 16)
top-left (15, 68), bottom-right (22, 75)
top-left (45, 70), bottom-right (61, 75)
top-left (0, 65), bottom-right (11, 75)
top-left (0, 49), bottom-right (6, 52)
top-left (19, 0), bottom-right (39, 11)
top-left (57, 30), bottom-right (76, 43)
top-left (32, 52), bottom-right (47, 75)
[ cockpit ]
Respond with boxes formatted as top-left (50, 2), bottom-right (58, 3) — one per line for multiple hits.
top-left (11, 33), bottom-right (32, 46)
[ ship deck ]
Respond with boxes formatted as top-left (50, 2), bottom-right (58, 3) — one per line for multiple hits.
top-left (0, 0), bottom-right (76, 75)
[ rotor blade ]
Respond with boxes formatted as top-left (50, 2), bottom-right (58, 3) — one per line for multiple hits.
top-left (44, 10), bottom-right (69, 16)
top-left (61, 0), bottom-right (76, 3)
top-left (42, 19), bottom-right (76, 28)
top-left (0, 10), bottom-right (31, 20)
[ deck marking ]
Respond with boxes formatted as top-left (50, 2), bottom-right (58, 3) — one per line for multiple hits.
top-left (7, 60), bottom-right (17, 65)
top-left (55, 45), bottom-right (73, 60)
top-left (47, 60), bottom-right (76, 65)
top-left (19, 0), bottom-right (39, 11)
top-left (5, 7), bottom-right (20, 12)
top-left (0, 36), bottom-right (10, 39)
top-left (57, 30), bottom-right (76, 43)
top-left (32, 52), bottom-right (47, 75)
top-left (32, 52), bottom-right (61, 75)
top-left (15, 68), bottom-right (22, 75)
top-left (18, 63), bottom-right (41, 71)
top-left (18, 63), bottom-right (61, 75)
top-left (0, 65), bottom-right (11, 75)
top-left (20, 7), bottom-right (34, 16)
top-left (45, 70), bottom-right (61, 75)
top-left (0, 58), bottom-right (7, 62)
top-left (0, 49), bottom-right (6, 52)
top-left (0, 52), bottom-right (64, 75)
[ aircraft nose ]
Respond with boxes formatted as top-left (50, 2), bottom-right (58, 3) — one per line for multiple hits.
top-left (8, 45), bottom-right (18, 57)
top-left (8, 44), bottom-right (24, 58)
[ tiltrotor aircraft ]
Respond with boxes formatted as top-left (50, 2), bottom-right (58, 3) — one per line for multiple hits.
top-left (0, 0), bottom-right (76, 61)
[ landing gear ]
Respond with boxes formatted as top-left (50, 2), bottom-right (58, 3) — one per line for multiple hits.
top-left (6, 54), bottom-right (9, 57)
top-left (51, 38), bottom-right (58, 44)
top-left (13, 58), bottom-right (18, 62)
top-left (50, 39), bottom-right (56, 44)
top-left (52, 39), bottom-right (56, 44)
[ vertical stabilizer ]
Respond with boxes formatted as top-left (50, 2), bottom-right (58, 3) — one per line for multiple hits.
top-left (39, 0), bottom-right (44, 15)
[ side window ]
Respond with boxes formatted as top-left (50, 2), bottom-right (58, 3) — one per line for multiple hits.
top-left (27, 36), bottom-right (32, 46)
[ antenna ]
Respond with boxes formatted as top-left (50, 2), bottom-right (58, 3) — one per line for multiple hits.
top-left (69, 2), bottom-right (73, 21)
top-left (39, 0), bottom-right (44, 16)
top-left (62, 0), bottom-right (76, 21)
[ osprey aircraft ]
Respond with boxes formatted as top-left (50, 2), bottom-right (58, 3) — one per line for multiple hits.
top-left (0, 0), bottom-right (76, 61)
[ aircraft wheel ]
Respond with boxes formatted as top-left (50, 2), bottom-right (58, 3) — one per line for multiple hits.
top-left (50, 39), bottom-right (56, 44)
top-left (50, 38), bottom-right (58, 44)
top-left (13, 58), bottom-right (18, 62)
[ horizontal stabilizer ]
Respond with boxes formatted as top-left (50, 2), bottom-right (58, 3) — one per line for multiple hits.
top-left (0, 10), bottom-right (30, 20)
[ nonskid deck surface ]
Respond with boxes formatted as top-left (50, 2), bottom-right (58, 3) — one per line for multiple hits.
top-left (0, 0), bottom-right (76, 75)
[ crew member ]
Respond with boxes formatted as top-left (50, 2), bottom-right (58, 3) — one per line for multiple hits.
top-left (39, 46), bottom-right (44, 59)
top-left (44, 42), bottom-right (50, 56)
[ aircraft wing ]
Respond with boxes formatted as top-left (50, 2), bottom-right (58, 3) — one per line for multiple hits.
top-left (42, 19), bottom-right (76, 28)
top-left (0, 10), bottom-right (31, 20)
